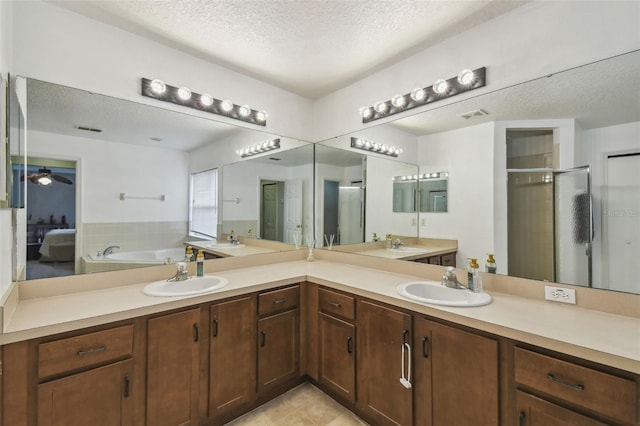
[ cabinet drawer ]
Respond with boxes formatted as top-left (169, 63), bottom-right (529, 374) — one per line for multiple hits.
top-left (258, 285), bottom-right (299, 316)
top-left (441, 252), bottom-right (456, 266)
top-left (39, 324), bottom-right (134, 380)
top-left (318, 288), bottom-right (355, 321)
top-left (427, 256), bottom-right (441, 265)
top-left (514, 347), bottom-right (636, 424)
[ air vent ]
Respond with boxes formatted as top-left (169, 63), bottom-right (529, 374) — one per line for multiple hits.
top-left (74, 125), bottom-right (103, 133)
top-left (458, 109), bottom-right (488, 119)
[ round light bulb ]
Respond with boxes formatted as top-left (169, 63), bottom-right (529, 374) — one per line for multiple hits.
top-left (359, 106), bottom-right (373, 119)
top-left (391, 94), bottom-right (406, 108)
top-left (256, 110), bottom-right (268, 122)
top-left (220, 99), bottom-right (234, 112)
top-left (177, 86), bottom-right (192, 100)
top-left (200, 93), bottom-right (214, 106)
top-left (457, 69), bottom-right (475, 85)
top-left (239, 104), bottom-right (251, 117)
top-left (433, 79), bottom-right (448, 94)
top-left (410, 87), bottom-right (426, 101)
top-left (39, 176), bottom-right (52, 186)
top-left (374, 101), bottom-right (388, 113)
top-left (150, 79), bottom-right (166, 94)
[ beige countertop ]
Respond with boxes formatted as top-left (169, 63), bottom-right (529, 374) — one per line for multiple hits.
top-left (187, 240), bottom-right (279, 257)
top-left (354, 245), bottom-right (456, 260)
top-left (2, 255), bottom-right (639, 374)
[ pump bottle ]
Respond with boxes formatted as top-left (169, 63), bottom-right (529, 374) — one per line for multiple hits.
top-left (196, 250), bottom-right (205, 277)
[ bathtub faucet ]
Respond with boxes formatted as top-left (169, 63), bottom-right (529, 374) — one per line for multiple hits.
top-left (103, 245), bottom-right (120, 256)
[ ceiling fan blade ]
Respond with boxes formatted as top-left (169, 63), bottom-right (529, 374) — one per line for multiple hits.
top-left (51, 174), bottom-right (73, 184)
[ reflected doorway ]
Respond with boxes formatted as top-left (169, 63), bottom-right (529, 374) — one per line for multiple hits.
top-left (260, 180), bottom-right (284, 241)
top-left (323, 179), bottom-right (365, 246)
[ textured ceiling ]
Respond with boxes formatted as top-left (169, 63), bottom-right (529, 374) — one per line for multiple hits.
top-left (50, 0), bottom-right (525, 98)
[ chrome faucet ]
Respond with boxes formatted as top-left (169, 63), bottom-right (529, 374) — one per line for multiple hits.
top-left (103, 245), bottom-right (120, 256)
top-left (168, 262), bottom-right (190, 282)
top-left (391, 239), bottom-right (403, 249)
top-left (442, 266), bottom-right (468, 290)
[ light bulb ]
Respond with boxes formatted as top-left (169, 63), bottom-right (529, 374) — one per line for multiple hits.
top-left (410, 87), bottom-right (426, 101)
top-left (220, 99), bottom-right (234, 112)
top-left (457, 69), bottom-right (475, 85)
top-left (200, 93), bottom-right (214, 106)
top-left (374, 101), bottom-right (388, 113)
top-left (256, 110), bottom-right (268, 122)
top-left (354, 139), bottom-right (364, 147)
top-left (433, 79), bottom-right (448, 94)
top-left (177, 86), bottom-right (192, 100)
top-left (239, 105), bottom-right (251, 117)
top-left (359, 106), bottom-right (373, 118)
top-left (391, 94), bottom-right (406, 108)
top-left (150, 79), bottom-right (166, 94)
top-left (38, 176), bottom-right (52, 186)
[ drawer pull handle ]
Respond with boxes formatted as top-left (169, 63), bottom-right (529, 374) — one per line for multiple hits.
top-left (273, 298), bottom-right (287, 304)
top-left (518, 410), bottom-right (525, 426)
top-left (193, 323), bottom-right (199, 342)
top-left (77, 346), bottom-right (106, 356)
top-left (212, 318), bottom-right (219, 337)
top-left (123, 375), bottom-right (130, 398)
top-left (328, 301), bottom-right (341, 308)
top-left (422, 337), bottom-right (429, 358)
top-left (260, 331), bottom-right (266, 347)
top-left (347, 336), bottom-right (353, 354)
top-left (547, 373), bottom-right (584, 391)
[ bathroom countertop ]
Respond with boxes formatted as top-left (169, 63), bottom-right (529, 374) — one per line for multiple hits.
top-left (2, 256), bottom-right (639, 374)
top-left (187, 240), bottom-right (279, 257)
top-left (354, 245), bottom-right (456, 260)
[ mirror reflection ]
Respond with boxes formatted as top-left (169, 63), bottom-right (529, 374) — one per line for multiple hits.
top-left (17, 78), bottom-right (303, 280)
top-left (332, 50), bottom-right (640, 294)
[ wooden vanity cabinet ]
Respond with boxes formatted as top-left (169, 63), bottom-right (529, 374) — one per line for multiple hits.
top-left (414, 317), bottom-right (499, 426)
top-left (357, 299), bottom-right (413, 426)
top-left (514, 346), bottom-right (638, 425)
top-left (208, 295), bottom-right (257, 422)
top-left (147, 308), bottom-right (201, 426)
top-left (317, 287), bottom-right (356, 403)
top-left (257, 285), bottom-right (300, 393)
top-left (412, 251), bottom-right (456, 267)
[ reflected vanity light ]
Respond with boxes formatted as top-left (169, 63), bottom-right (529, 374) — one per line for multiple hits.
top-left (141, 78), bottom-right (268, 126)
top-left (350, 137), bottom-right (402, 157)
top-left (359, 67), bottom-right (486, 123)
top-left (237, 138), bottom-right (281, 158)
top-left (396, 172), bottom-right (447, 182)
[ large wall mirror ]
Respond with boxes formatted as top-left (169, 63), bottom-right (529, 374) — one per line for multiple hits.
top-left (326, 50), bottom-right (639, 295)
top-left (12, 78), bottom-right (307, 280)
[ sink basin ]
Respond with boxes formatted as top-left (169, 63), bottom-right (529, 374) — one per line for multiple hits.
top-left (387, 247), bottom-right (428, 253)
top-left (397, 281), bottom-right (492, 307)
top-left (143, 275), bottom-right (228, 297)
top-left (207, 243), bottom-right (245, 249)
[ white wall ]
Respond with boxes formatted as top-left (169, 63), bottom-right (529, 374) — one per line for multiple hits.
top-left (418, 122), bottom-right (494, 266)
top-left (29, 130), bottom-right (190, 224)
top-left (11, 0), bottom-right (313, 141)
top-left (313, 1), bottom-right (640, 141)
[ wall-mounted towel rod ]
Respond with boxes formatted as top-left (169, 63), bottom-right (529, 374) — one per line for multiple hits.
top-left (223, 197), bottom-right (240, 204)
top-left (120, 193), bottom-right (166, 201)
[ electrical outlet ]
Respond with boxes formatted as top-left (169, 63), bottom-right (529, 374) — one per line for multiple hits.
top-left (544, 286), bottom-right (576, 304)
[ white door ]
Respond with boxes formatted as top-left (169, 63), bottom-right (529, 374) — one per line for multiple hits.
top-left (605, 154), bottom-right (640, 293)
top-left (284, 179), bottom-right (303, 245)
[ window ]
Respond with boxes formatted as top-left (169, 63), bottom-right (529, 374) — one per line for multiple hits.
top-left (189, 169), bottom-right (218, 238)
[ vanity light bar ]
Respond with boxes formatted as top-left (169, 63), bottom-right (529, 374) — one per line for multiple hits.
top-left (237, 138), bottom-right (281, 158)
top-left (359, 67), bottom-right (486, 123)
top-left (141, 78), bottom-right (268, 126)
top-left (350, 137), bottom-right (402, 158)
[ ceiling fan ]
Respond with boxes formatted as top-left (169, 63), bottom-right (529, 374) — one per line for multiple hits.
top-left (22, 167), bottom-right (73, 186)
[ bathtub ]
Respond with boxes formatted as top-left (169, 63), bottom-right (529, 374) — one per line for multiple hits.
top-left (83, 248), bottom-right (186, 273)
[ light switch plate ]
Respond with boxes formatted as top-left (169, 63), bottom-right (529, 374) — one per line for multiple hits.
top-left (544, 286), bottom-right (576, 304)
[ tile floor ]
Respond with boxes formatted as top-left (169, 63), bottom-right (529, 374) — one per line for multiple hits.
top-left (224, 383), bottom-right (369, 426)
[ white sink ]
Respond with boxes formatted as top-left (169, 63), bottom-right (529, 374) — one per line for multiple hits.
top-left (386, 247), bottom-right (428, 253)
top-left (143, 275), bottom-right (228, 297)
top-left (207, 243), bottom-right (245, 249)
top-left (397, 281), bottom-right (492, 307)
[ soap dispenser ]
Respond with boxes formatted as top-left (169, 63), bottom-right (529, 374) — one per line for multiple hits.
top-left (485, 253), bottom-right (497, 274)
top-left (386, 234), bottom-right (393, 249)
top-left (468, 258), bottom-right (482, 293)
top-left (196, 250), bottom-right (205, 277)
top-left (185, 245), bottom-right (194, 262)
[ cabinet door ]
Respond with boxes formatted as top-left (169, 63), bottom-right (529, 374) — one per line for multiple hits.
top-left (257, 309), bottom-right (299, 392)
top-left (209, 296), bottom-right (256, 419)
top-left (357, 300), bottom-right (412, 426)
top-left (147, 308), bottom-right (200, 426)
top-left (37, 359), bottom-right (133, 426)
top-left (516, 390), bottom-right (607, 426)
top-left (414, 318), bottom-right (498, 426)
top-left (318, 313), bottom-right (356, 403)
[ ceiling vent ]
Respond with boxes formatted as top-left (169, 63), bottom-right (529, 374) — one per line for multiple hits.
top-left (458, 109), bottom-right (488, 119)
top-left (74, 125), bottom-right (103, 133)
